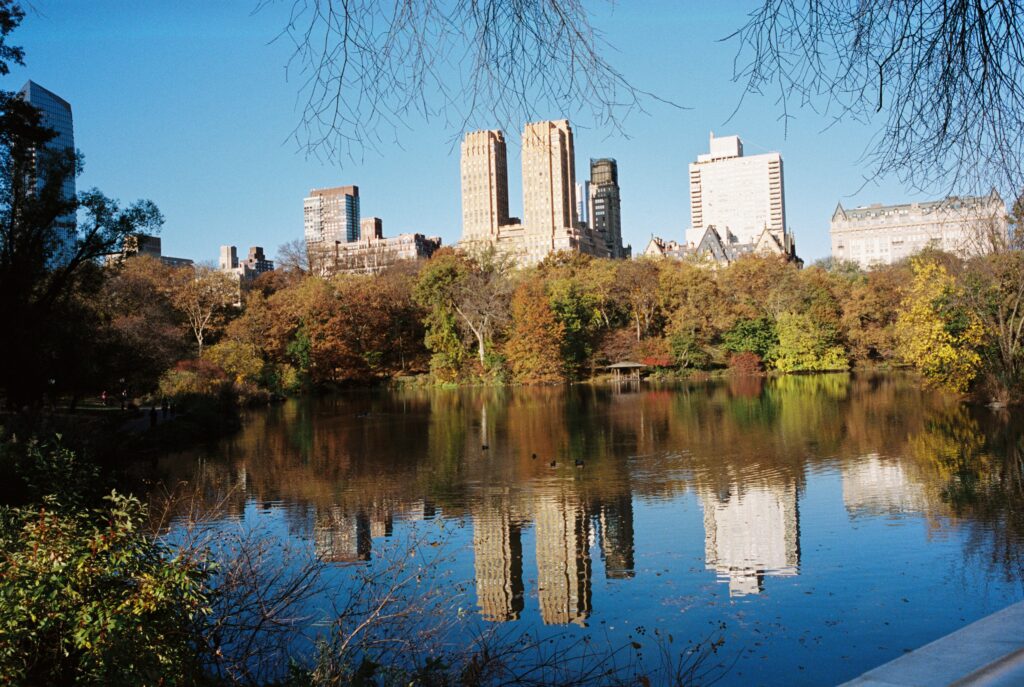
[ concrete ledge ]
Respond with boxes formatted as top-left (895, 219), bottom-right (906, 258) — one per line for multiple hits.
top-left (840, 601), bottom-right (1024, 687)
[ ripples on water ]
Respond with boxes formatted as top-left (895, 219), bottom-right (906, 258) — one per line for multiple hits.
top-left (149, 373), bottom-right (1024, 686)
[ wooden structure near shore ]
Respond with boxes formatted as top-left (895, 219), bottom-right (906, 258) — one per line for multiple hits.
top-left (606, 361), bottom-right (646, 382)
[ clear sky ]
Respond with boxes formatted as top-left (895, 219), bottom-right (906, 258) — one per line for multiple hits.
top-left (11, 1), bottom-right (937, 263)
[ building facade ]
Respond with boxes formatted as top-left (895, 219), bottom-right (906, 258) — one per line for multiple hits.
top-left (20, 81), bottom-right (76, 264)
top-left (460, 130), bottom-right (513, 241)
top-left (643, 224), bottom-right (800, 267)
top-left (589, 158), bottom-right (625, 259)
top-left (324, 232), bottom-right (442, 275)
top-left (830, 191), bottom-right (1007, 268)
top-left (304, 185), bottom-right (361, 253)
top-left (687, 132), bottom-right (786, 246)
top-left (219, 245), bottom-right (275, 282)
top-left (458, 120), bottom-right (624, 266)
top-left (106, 233), bottom-right (193, 268)
top-left (360, 216), bottom-right (384, 240)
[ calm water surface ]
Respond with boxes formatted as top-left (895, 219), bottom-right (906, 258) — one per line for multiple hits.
top-left (151, 374), bottom-right (1024, 685)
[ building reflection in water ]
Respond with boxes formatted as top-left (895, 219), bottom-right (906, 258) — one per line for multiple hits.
top-left (596, 495), bottom-right (635, 579)
top-left (473, 493), bottom-right (525, 622)
top-left (314, 507), bottom-right (372, 563)
top-left (842, 453), bottom-right (927, 517)
top-left (535, 488), bottom-right (592, 626)
top-left (700, 483), bottom-right (800, 596)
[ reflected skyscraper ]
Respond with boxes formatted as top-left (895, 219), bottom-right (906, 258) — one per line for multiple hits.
top-left (842, 454), bottom-right (927, 517)
top-left (596, 495), bottom-right (635, 579)
top-left (314, 506), bottom-right (372, 563)
top-left (473, 495), bottom-right (525, 622)
top-left (535, 489), bottom-right (592, 625)
top-left (701, 483), bottom-right (800, 596)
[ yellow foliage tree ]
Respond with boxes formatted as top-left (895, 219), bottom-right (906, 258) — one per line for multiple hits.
top-left (896, 259), bottom-right (984, 393)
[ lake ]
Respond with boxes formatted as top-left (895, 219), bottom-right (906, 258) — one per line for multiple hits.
top-left (148, 373), bottom-right (1024, 685)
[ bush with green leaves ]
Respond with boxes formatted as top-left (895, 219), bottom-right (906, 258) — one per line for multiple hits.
top-left (721, 317), bottom-right (779, 362)
top-left (774, 312), bottom-right (849, 372)
top-left (0, 491), bottom-right (211, 686)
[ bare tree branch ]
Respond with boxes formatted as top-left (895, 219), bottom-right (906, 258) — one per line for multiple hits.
top-left (729, 0), bottom-right (1024, 196)
top-left (260, 0), bottom-right (679, 162)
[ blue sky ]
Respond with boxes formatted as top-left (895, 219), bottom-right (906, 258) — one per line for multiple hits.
top-left (11, 1), bottom-right (927, 263)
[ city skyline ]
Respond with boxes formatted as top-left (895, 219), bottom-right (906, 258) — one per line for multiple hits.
top-left (13, 2), bottom-right (968, 266)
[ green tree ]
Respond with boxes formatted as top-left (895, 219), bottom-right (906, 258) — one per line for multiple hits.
top-left (722, 317), bottom-right (778, 362)
top-left (548, 276), bottom-right (600, 379)
top-left (414, 248), bottom-right (513, 377)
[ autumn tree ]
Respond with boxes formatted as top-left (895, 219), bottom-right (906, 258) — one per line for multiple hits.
top-left (659, 261), bottom-right (729, 369)
top-left (504, 281), bottom-right (566, 384)
top-left (169, 265), bottom-right (238, 356)
top-left (897, 258), bottom-right (984, 394)
top-left (839, 265), bottom-right (911, 365)
top-left (614, 259), bottom-right (662, 341)
top-left (960, 250), bottom-right (1024, 404)
top-left (95, 255), bottom-right (189, 392)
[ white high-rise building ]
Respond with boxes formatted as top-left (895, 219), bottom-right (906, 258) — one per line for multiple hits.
top-left (687, 132), bottom-right (786, 246)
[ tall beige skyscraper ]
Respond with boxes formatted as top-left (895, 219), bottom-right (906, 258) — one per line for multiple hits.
top-left (472, 497), bottom-right (524, 622)
top-left (458, 120), bottom-right (616, 265)
top-left (460, 130), bottom-right (512, 241)
top-left (534, 488), bottom-right (591, 626)
top-left (688, 133), bottom-right (786, 245)
top-left (522, 119), bottom-right (578, 238)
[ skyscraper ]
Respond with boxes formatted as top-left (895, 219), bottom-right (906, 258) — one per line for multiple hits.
top-left (458, 120), bottom-right (619, 265)
top-left (473, 497), bottom-right (525, 622)
top-left (589, 158), bottom-right (624, 259)
top-left (304, 185), bottom-right (361, 251)
top-left (688, 132), bottom-right (786, 245)
top-left (522, 119), bottom-right (577, 237)
top-left (460, 130), bottom-right (511, 241)
top-left (20, 81), bottom-right (76, 264)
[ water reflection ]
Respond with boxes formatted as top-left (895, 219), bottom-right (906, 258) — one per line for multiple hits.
top-left (148, 374), bottom-right (1024, 632)
top-left (701, 483), bottom-right (799, 597)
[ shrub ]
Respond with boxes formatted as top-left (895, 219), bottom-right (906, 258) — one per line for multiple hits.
top-left (158, 359), bottom-right (230, 399)
top-left (0, 492), bottom-right (211, 686)
top-left (728, 351), bottom-right (764, 375)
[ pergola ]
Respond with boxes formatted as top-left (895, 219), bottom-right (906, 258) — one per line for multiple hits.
top-left (606, 361), bottom-right (646, 382)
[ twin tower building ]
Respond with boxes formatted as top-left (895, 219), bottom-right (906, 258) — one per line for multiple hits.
top-left (459, 120), bottom-right (630, 265)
